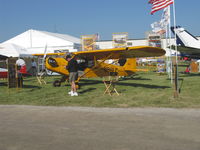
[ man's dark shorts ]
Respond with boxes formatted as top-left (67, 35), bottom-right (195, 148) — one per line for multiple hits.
top-left (69, 72), bottom-right (78, 82)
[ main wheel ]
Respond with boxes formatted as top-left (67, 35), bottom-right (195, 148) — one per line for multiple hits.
top-left (53, 80), bottom-right (61, 87)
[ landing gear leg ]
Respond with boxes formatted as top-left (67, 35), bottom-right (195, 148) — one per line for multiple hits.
top-left (53, 75), bottom-right (68, 87)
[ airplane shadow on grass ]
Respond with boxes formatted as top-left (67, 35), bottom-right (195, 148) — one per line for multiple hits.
top-left (119, 76), bottom-right (152, 81)
top-left (79, 79), bottom-right (102, 86)
top-left (179, 73), bottom-right (200, 77)
top-left (78, 88), bottom-right (96, 94)
top-left (0, 82), bottom-right (7, 86)
top-left (0, 82), bottom-right (41, 89)
top-left (79, 78), bottom-right (170, 89)
top-left (23, 85), bottom-right (42, 89)
top-left (117, 82), bottom-right (170, 89)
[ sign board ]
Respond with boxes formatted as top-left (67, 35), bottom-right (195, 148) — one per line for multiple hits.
top-left (147, 33), bottom-right (162, 48)
top-left (81, 34), bottom-right (98, 51)
top-left (112, 32), bottom-right (128, 48)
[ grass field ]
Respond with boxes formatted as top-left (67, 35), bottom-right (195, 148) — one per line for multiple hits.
top-left (1, 67), bottom-right (200, 108)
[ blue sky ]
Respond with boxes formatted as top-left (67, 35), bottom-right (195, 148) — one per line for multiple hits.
top-left (0, 0), bottom-right (199, 42)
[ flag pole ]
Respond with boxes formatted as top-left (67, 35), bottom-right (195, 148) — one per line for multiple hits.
top-left (148, 0), bottom-right (178, 96)
top-left (173, 0), bottom-right (178, 63)
top-left (168, 6), bottom-right (173, 83)
top-left (165, 20), bottom-right (170, 79)
top-left (172, 0), bottom-right (179, 98)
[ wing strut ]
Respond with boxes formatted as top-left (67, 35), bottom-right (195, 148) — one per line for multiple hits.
top-left (78, 53), bottom-right (114, 79)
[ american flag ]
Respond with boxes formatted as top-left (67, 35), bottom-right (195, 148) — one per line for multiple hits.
top-left (149, 0), bottom-right (174, 14)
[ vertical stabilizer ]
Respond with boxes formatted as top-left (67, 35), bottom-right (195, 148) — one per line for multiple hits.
top-left (171, 26), bottom-right (200, 48)
top-left (123, 58), bottom-right (136, 71)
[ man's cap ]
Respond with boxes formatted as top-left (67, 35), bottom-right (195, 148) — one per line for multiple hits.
top-left (66, 54), bottom-right (72, 59)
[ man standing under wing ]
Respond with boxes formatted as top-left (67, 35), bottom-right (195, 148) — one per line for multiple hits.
top-left (66, 54), bottom-right (78, 96)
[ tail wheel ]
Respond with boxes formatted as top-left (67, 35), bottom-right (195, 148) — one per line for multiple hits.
top-left (75, 84), bottom-right (79, 89)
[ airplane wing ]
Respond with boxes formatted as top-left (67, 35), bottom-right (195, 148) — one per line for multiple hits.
top-left (73, 46), bottom-right (165, 60)
top-left (33, 52), bottom-right (66, 56)
top-left (170, 45), bottom-right (200, 58)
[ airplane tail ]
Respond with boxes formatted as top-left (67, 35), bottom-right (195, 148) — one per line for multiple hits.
top-left (171, 26), bottom-right (200, 48)
top-left (123, 58), bottom-right (136, 71)
top-left (123, 58), bottom-right (148, 72)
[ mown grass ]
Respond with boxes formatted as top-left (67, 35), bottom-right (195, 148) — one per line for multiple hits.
top-left (0, 69), bottom-right (200, 108)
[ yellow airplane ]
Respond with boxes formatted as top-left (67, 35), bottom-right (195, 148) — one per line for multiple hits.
top-left (34, 46), bottom-right (165, 86)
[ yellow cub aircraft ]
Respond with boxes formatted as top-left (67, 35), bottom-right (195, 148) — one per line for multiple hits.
top-left (34, 46), bottom-right (165, 86)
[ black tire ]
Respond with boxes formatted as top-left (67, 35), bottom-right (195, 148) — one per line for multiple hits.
top-left (53, 80), bottom-right (61, 87)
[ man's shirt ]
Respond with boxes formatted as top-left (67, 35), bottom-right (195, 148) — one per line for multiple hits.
top-left (67, 59), bottom-right (78, 72)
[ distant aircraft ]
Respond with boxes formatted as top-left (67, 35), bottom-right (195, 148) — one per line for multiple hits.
top-left (171, 26), bottom-right (200, 58)
top-left (33, 46), bottom-right (165, 86)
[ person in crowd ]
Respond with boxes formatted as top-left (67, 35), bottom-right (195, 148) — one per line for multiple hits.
top-left (16, 57), bottom-right (26, 87)
top-left (66, 54), bottom-right (79, 96)
top-left (185, 65), bottom-right (190, 74)
top-left (31, 59), bottom-right (37, 76)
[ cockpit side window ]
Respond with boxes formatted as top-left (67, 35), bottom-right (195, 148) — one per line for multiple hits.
top-left (48, 57), bottom-right (59, 67)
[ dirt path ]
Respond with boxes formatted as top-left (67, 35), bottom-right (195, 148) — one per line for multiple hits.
top-left (0, 105), bottom-right (200, 150)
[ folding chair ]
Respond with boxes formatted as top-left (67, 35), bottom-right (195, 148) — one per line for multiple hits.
top-left (103, 72), bottom-right (119, 96)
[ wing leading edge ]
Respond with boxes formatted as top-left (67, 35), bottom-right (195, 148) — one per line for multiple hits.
top-left (74, 46), bottom-right (165, 60)
top-left (32, 46), bottom-right (165, 60)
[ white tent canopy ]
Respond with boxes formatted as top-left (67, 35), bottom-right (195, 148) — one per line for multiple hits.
top-left (2, 29), bottom-right (81, 54)
top-left (0, 43), bottom-right (31, 57)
